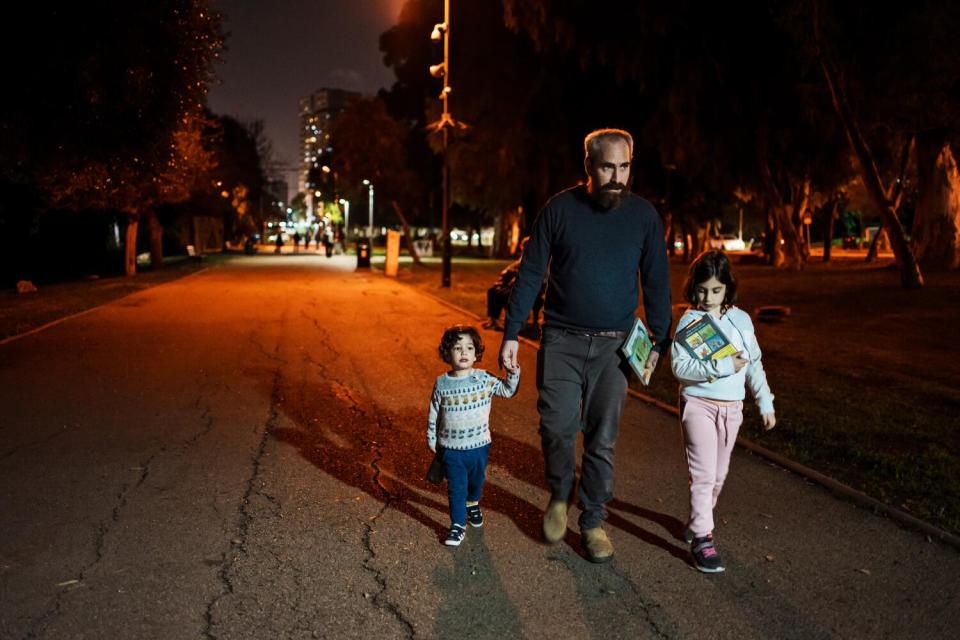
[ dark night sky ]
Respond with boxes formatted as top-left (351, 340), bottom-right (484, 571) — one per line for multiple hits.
top-left (207, 1), bottom-right (404, 194)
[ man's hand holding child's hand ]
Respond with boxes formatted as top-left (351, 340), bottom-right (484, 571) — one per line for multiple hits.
top-left (500, 339), bottom-right (520, 373)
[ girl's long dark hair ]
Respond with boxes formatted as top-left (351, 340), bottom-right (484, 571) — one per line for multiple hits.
top-left (682, 250), bottom-right (738, 311)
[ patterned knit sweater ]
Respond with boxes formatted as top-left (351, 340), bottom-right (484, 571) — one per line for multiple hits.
top-left (427, 368), bottom-right (520, 451)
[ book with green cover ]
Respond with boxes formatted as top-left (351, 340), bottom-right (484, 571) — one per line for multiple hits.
top-left (620, 317), bottom-right (655, 385)
top-left (677, 313), bottom-right (739, 361)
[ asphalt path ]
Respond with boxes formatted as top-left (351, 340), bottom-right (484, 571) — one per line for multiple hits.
top-left (1, 255), bottom-right (957, 639)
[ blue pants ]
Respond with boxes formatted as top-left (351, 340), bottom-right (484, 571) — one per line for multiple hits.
top-left (443, 444), bottom-right (490, 527)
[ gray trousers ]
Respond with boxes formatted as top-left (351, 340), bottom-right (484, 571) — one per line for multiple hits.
top-left (536, 327), bottom-right (629, 530)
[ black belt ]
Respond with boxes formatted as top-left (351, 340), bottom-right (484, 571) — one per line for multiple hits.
top-left (560, 328), bottom-right (627, 339)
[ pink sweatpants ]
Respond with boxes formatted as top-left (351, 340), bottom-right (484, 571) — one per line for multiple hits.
top-left (680, 394), bottom-right (744, 537)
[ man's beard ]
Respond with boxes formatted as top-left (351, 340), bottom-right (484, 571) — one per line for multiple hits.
top-left (589, 180), bottom-right (630, 210)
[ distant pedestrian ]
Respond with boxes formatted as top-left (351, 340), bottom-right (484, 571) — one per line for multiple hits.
top-left (324, 225), bottom-right (334, 258)
top-left (671, 250), bottom-right (776, 573)
top-left (274, 232), bottom-right (284, 254)
top-left (293, 231), bottom-right (301, 254)
top-left (427, 325), bottom-right (519, 547)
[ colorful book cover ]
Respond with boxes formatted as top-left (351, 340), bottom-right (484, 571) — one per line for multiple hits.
top-left (620, 317), bottom-right (655, 385)
top-left (678, 314), bottom-right (739, 361)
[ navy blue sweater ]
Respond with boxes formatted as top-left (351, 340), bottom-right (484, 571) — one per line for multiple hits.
top-left (504, 185), bottom-right (672, 350)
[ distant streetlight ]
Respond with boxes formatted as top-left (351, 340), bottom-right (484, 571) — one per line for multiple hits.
top-left (429, 0), bottom-right (453, 287)
top-left (362, 179), bottom-right (374, 238)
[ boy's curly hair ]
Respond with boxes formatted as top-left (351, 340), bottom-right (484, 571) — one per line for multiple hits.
top-left (438, 325), bottom-right (484, 364)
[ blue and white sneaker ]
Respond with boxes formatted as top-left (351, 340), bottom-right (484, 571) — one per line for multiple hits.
top-left (444, 525), bottom-right (466, 547)
top-left (466, 504), bottom-right (484, 528)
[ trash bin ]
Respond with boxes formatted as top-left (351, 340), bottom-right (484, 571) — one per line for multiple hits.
top-left (356, 238), bottom-right (371, 268)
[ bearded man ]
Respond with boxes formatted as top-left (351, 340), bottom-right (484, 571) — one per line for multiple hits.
top-left (499, 128), bottom-right (672, 562)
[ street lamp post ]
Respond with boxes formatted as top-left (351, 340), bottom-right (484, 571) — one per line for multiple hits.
top-left (430, 0), bottom-right (453, 287)
top-left (339, 198), bottom-right (350, 241)
top-left (362, 179), bottom-right (374, 238)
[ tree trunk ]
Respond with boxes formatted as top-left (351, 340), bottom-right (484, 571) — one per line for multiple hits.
top-left (494, 207), bottom-right (521, 258)
top-left (763, 208), bottom-right (776, 265)
top-left (865, 225), bottom-right (885, 263)
top-left (124, 214), bottom-right (139, 277)
top-left (823, 196), bottom-right (839, 262)
top-left (756, 147), bottom-right (805, 270)
top-left (147, 209), bottom-right (164, 269)
top-left (771, 208), bottom-right (786, 267)
top-left (813, 2), bottom-right (923, 288)
top-left (794, 175), bottom-right (812, 261)
top-left (681, 217), bottom-right (693, 263)
top-left (389, 201), bottom-right (423, 266)
top-left (912, 133), bottom-right (960, 270)
top-left (868, 136), bottom-right (912, 263)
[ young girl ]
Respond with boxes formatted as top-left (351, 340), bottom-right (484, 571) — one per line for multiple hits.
top-left (671, 250), bottom-right (776, 573)
top-left (427, 325), bottom-right (520, 546)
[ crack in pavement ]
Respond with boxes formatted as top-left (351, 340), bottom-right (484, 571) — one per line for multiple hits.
top-left (546, 551), bottom-right (678, 639)
top-left (202, 364), bottom-right (283, 640)
top-left (299, 310), bottom-right (340, 359)
top-left (21, 386), bottom-right (222, 638)
top-left (306, 351), bottom-right (417, 638)
top-left (0, 423), bottom-right (75, 465)
top-left (186, 397), bottom-right (217, 449)
top-left (23, 449), bottom-right (160, 640)
top-left (360, 414), bottom-right (415, 639)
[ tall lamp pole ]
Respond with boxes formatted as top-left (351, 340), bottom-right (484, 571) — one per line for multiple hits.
top-left (362, 179), bottom-right (374, 238)
top-left (430, 0), bottom-right (453, 287)
top-left (339, 198), bottom-right (350, 241)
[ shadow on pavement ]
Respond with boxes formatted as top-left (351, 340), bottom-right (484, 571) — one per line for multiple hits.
top-left (259, 355), bottom-right (688, 562)
top-left (432, 532), bottom-right (524, 637)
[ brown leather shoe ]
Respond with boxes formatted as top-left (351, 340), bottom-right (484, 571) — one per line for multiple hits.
top-left (582, 527), bottom-right (614, 563)
top-left (542, 500), bottom-right (568, 544)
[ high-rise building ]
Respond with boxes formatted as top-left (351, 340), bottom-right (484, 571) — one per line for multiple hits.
top-left (298, 88), bottom-right (359, 197)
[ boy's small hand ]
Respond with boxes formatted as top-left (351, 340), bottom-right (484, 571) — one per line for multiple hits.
top-left (762, 413), bottom-right (776, 430)
top-left (732, 351), bottom-right (749, 372)
top-left (500, 339), bottom-right (519, 372)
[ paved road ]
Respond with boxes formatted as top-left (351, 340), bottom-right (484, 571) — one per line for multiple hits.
top-left (1, 256), bottom-right (956, 639)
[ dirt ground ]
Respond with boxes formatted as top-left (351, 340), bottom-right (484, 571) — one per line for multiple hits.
top-left (395, 252), bottom-right (960, 535)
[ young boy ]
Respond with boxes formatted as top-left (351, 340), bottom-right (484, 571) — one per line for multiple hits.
top-left (428, 325), bottom-right (520, 546)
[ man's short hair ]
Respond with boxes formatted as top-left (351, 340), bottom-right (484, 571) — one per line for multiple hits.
top-left (584, 128), bottom-right (634, 162)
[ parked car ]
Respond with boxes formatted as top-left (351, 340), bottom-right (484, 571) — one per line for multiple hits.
top-left (709, 234), bottom-right (746, 251)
